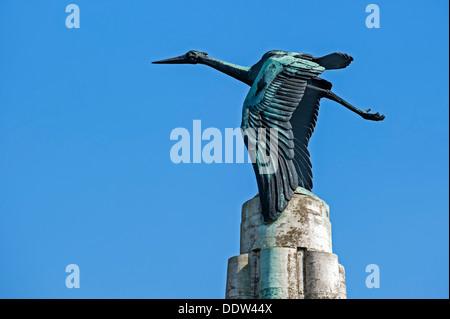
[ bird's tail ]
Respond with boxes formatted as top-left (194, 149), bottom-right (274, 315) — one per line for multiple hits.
top-left (313, 52), bottom-right (353, 70)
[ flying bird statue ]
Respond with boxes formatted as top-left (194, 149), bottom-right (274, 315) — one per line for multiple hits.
top-left (153, 50), bottom-right (385, 223)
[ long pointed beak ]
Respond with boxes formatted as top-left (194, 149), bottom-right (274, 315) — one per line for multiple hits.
top-left (152, 55), bottom-right (188, 64)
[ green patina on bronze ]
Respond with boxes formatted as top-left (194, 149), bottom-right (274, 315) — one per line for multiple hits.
top-left (153, 50), bottom-right (384, 223)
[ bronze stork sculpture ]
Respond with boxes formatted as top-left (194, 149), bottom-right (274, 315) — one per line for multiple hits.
top-left (153, 50), bottom-right (385, 223)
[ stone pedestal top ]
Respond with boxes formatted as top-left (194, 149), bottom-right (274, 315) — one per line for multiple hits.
top-left (240, 189), bottom-right (332, 254)
top-left (226, 189), bottom-right (346, 299)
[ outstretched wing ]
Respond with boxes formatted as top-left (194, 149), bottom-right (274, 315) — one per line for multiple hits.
top-left (242, 59), bottom-right (323, 223)
top-left (313, 52), bottom-right (353, 70)
top-left (291, 78), bottom-right (332, 190)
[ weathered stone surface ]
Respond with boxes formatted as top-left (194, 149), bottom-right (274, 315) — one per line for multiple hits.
top-left (225, 254), bottom-right (252, 299)
top-left (338, 264), bottom-right (347, 299)
top-left (226, 190), bottom-right (347, 299)
top-left (241, 191), bottom-right (332, 254)
top-left (297, 249), bottom-right (305, 299)
top-left (259, 247), bottom-right (298, 299)
top-left (304, 251), bottom-right (344, 299)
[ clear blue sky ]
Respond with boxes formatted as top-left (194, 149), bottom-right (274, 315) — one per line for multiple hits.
top-left (0, 0), bottom-right (448, 299)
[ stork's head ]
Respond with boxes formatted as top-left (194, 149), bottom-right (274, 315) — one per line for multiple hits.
top-left (152, 50), bottom-right (208, 65)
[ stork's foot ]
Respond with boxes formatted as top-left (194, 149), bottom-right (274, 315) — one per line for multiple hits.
top-left (360, 109), bottom-right (385, 121)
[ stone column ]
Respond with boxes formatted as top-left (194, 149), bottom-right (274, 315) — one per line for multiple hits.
top-left (225, 188), bottom-right (346, 299)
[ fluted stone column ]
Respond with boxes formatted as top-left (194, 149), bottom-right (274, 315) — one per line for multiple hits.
top-left (225, 188), bottom-right (346, 299)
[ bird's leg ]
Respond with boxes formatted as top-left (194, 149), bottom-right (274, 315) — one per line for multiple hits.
top-left (307, 85), bottom-right (385, 121)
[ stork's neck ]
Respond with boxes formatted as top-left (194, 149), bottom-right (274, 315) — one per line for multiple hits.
top-left (199, 56), bottom-right (252, 86)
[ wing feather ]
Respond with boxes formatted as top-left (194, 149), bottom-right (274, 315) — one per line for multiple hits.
top-left (242, 62), bottom-right (316, 222)
top-left (290, 79), bottom-right (331, 190)
top-left (241, 56), bottom-right (328, 223)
